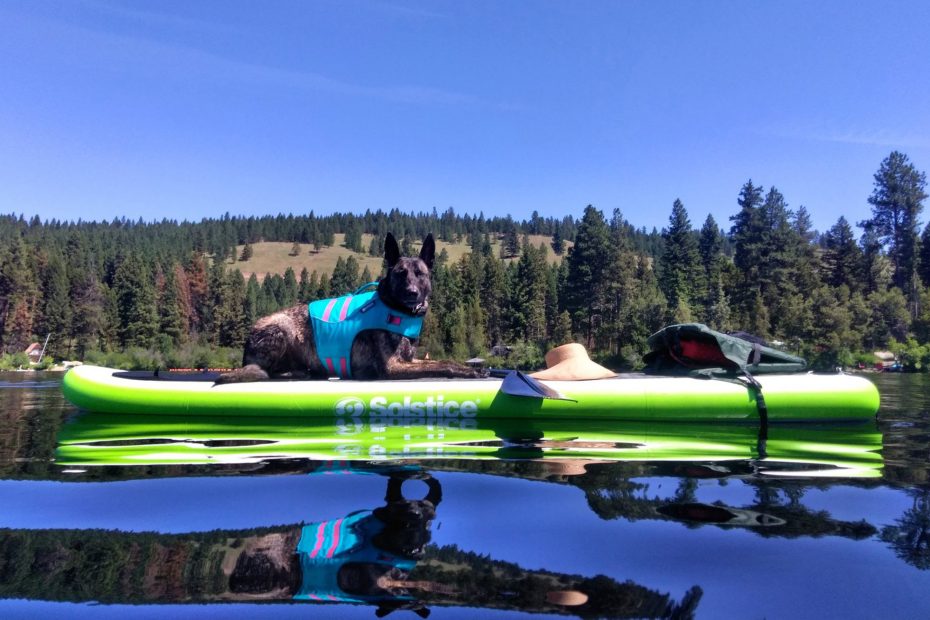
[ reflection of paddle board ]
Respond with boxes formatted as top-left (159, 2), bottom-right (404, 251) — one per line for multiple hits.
top-left (62, 365), bottom-right (880, 422)
top-left (55, 414), bottom-right (883, 478)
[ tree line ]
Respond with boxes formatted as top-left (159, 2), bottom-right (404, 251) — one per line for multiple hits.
top-left (0, 151), bottom-right (927, 370)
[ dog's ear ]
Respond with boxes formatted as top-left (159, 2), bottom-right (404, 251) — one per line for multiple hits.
top-left (419, 234), bottom-right (435, 270)
top-left (384, 233), bottom-right (400, 268)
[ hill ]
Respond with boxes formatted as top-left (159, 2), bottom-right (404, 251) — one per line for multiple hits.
top-left (232, 233), bottom-right (567, 279)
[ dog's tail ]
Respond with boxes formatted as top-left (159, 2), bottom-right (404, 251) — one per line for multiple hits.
top-left (214, 364), bottom-right (269, 384)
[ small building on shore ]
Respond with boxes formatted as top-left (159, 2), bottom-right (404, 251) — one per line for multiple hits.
top-left (24, 343), bottom-right (42, 363)
top-left (873, 351), bottom-right (896, 370)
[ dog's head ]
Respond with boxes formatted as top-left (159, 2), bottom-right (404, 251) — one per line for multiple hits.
top-left (380, 233), bottom-right (435, 316)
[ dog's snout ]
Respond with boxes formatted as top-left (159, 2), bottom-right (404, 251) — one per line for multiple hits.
top-left (404, 276), bottom-right (421, 296)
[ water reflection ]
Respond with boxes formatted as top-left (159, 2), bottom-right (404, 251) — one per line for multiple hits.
top-left (880, 489), bottom-right (930, 569)
top-left (6, 373), bottom-right (930, 617)
top-left (55, 413), bottom-right (884, 479)
top-left (0, 469), bottom-right (701, 618)
top-left (573, 462), bottom-right (877, 540)
top-left (51, 413), bottom-right (889, 543)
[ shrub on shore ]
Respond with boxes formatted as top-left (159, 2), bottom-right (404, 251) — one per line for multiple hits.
top-left (83, 345), bottom-right (241, 371)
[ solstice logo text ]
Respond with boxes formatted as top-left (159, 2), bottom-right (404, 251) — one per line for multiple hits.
top-left (334, 395), bottom-right (479, 417)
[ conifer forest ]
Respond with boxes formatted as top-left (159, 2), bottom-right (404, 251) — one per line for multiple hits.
top-left (1, 151), bottom-right (928, 371)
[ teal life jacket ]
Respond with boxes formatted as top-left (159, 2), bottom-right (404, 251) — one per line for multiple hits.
top-left (294, 510), bottom-right (417, 603)
top-left (308, 283), bottom-right (424, 379)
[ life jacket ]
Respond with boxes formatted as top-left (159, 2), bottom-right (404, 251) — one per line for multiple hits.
top-left (308, 283), bottom-right (424, 379)
top-left (294, 510), bottom-right (417, 603)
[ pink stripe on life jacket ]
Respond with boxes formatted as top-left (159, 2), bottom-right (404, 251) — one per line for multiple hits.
top-left (309, 522), bottom-right (327, 558)
top-left (338, 295), bottom-right (353, 321)
top-left (325, 518), bottom-right (344, 558)
top-left (325, 358), bottom-right (337, 376)
top-left (320, 298), bottom-right (338, 322)
top-left (340, 357), bottom-right (349, 379)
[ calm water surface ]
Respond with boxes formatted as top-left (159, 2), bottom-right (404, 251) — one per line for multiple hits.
top-left (0, 371), bottom-right (928, 619)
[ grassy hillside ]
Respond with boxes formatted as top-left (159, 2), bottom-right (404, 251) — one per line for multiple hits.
top-left (232, 233), bottom-right (567, 279)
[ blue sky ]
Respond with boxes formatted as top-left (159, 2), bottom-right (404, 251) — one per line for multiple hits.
top-left (1, 0), bottom-right (928, 233)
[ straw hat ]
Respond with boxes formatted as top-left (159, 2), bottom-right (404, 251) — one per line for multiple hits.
top-left (530, 343), bottom-right (614, 381)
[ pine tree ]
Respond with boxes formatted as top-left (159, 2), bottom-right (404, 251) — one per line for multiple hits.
top-left (298, 268), bottom-right (311, 301)
top-left (259, 274), bottom-right (278, 315)
top-left (239, 243), bottom-right (253, 262)
top-left (759, 187), bottom-right (801, 336)
top-left (172, 264), bottom-right (194, 339)
top-left (448, 305), bottom-right (470, 360)
top-left (625, 257), bottom-right (667, 355)
top-left (508, 242), bottom-right (548, 344)
top-left (481, 255), bottom-right (507, 347)
top-left (205, 258), bottom-right (228, 342)
top-left (69, 264), bottom-right (104, 357)
top-left (563, 206), bottom-right (613, 349)
top-left (822, 216), bottom-right (862, 290)
top-left (213, 270), bottom-right (249, 347)
top-left (728, 180), bottom-right (767, 331)
top-left (185, 253), bottom-right (209, 337)
top-left (0, 237), bottom-right (39, 354)
top-left (329, 256), bottom-right (349, 295)
top-left (698, 214), bottom-right (726, 323)
top-left (157, 265), bottom-right (187, 347)
top-left (369, 235), bottom-right (383, 257)
top-left (501, 219), bottom-right (520, 259)
top-left (344, 223), bottom-right (364, 253)
top-left (658, 199), bottom-right (702, 321)
top-left (867, 287), bottom-right (910, 347)
top-left (419, 310), bottom-right (444, 358)
top-left (112, 253), bottom-right (158, 349)
top-left (463, 296), bottom-right (487, 357)
top-left (866, 151), bottom-right (927, 292)
top-left (919, 221), bottom-right (930, 289)
top-left (245, 274), bottom-right (261, 329)
top-left (699, 214), bottom-right (724, 281)
top-left (282, 267), bottom-right (299, 307)
top-left (606, 209), bottom-right (639, 355)
top-left (37, 251), bottom-right (72, 358)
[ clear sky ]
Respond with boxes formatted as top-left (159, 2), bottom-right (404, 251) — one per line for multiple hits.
top-left (1, 0), bottom-right (928, 233)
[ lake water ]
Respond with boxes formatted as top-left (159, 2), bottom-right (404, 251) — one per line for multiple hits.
top-left (0, 371), bottom-right (928, 619)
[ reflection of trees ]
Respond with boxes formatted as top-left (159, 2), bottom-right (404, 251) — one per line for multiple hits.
top-left (569, 464), bottom-right (877, 540)
top-left (881, 489), bottom-right (930, 570)
top-left (0, 375), bottom-right (68, 479)
top-left (0, 527), bottom-right (702, 618)
top-left (409, 544), bottom-right (703, 619)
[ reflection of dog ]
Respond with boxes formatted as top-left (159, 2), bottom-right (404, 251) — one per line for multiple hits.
top-left (217, 233), bottom-right (483, 383)
top-left (292, 472), bottom-right (451, 616)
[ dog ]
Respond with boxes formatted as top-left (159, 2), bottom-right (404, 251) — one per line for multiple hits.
top-left (216, 233), bottom-right (484, 383)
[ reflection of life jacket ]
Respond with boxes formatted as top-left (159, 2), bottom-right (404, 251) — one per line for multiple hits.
top-left (294, 510), bottom-right (417, 603)
top-left (308, 284), bottom-right (424, 379)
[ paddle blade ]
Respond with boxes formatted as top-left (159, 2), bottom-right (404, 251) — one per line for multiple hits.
top-left (500, 370), bottom-right (575, 401)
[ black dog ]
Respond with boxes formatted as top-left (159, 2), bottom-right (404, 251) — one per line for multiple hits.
top-left (217, 233), bottom-right (483, 383)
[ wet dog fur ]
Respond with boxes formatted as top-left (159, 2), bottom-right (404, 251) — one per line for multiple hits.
top-left (216, 233), bottom-right (483, 383)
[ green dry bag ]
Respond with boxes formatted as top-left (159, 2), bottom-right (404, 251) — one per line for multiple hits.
top-left (643, 323), bottom-right (807, 376)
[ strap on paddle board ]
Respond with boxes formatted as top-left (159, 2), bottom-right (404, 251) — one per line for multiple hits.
top-left (739, 370), bottom-right (768, 458)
